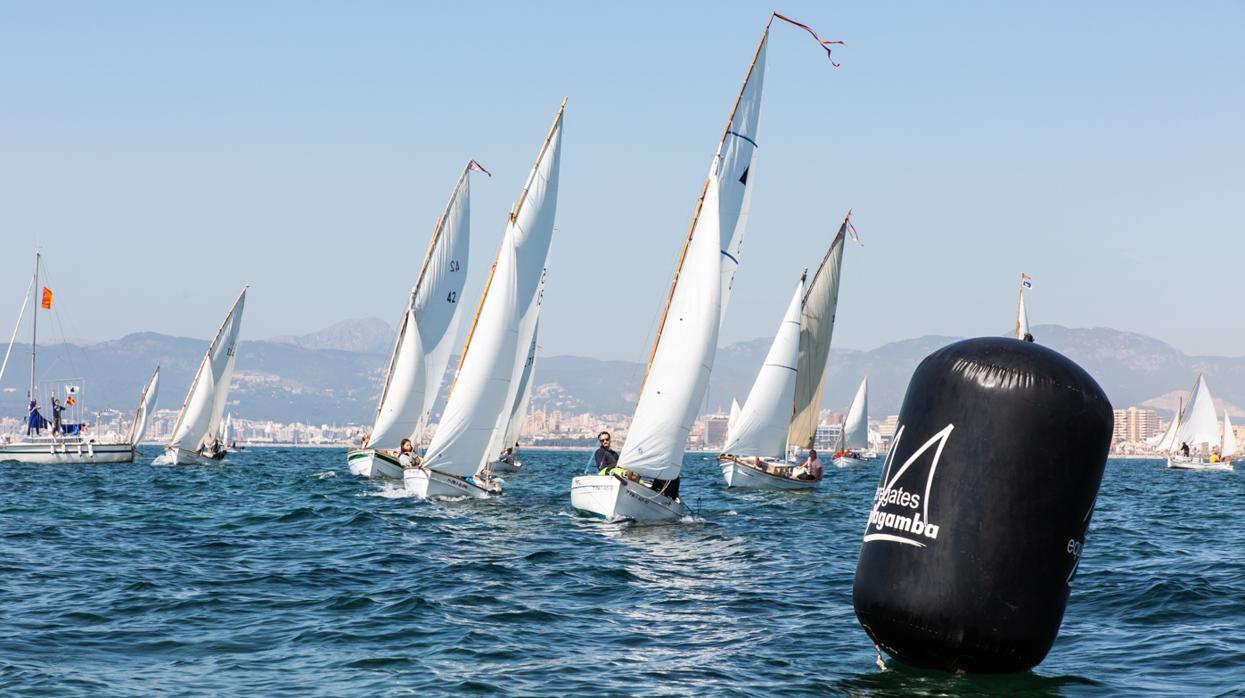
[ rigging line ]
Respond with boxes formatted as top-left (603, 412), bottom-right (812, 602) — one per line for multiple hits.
top-left (0, 277), bottom-right (34, 388)
top-left (41, 261), bottom-right (82, 381)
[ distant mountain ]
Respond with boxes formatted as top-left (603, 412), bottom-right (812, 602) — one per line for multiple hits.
top-left (3, 322), bottom-right (1242, 426)
top-left (268, 318), bottom-right (394, 355)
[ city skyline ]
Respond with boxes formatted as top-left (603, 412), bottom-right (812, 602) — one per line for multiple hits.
top-left (2, 3), bottom-right (1242, 362)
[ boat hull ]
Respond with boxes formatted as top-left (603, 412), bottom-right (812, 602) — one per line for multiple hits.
top-left (570, 474), bottom-right (690, 523)
top-left (488, 458), bottom-right (523, 473)
top-left (402, 467), bottom-right (496, 499)
top-left (346, 449), bottom-right (404, 479)
top-left (1167, 456), bottom-right (1233, 472)
top-left (833, 455), bottom-right (870, 468)
top-left (720, 459), bottom-right (820, 490)
top-left (0, 440), bottom-right (134, 464)
top-left (165, 447), bottom-right (227, 466)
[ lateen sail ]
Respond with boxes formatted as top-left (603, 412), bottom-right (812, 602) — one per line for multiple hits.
top-left (722, 278), bottom-right (803, 458)
top-left (498, 320), bottom-right (539, 454)
top-left (842, 376), bottom-right (869, 449)
top-left (1174, 374), bottom-right (1220, 450)
top-left (169, 287), bottom-right (246, 452)
top-left (788, 222), bottom-right (847, 449)
top-left (617, 30), bottom-right (769, 482)
top-left (126, 366), bottom-right (160, 445)
top-left (1149, 398), bottom-right (1181, 451)
top-left (422, 103), bottom-right (563, 478)
top-left (1017, 293), bottom-right (1030, 340)
top-left (368, 167), bottom-right (473, 450)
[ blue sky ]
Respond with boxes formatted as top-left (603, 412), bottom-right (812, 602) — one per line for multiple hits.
top-left (1, 1), bottom-right (1241, 361)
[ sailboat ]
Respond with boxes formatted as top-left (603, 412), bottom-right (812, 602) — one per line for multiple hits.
top-left (1016, 273), bottom-right (1033, 341)
top-left (403, 101), bottom-right (565, 499)
top-left (162, 286), bottom-right (247, 465)
top-left (1165, 374), bottom-right (1234, 471)
top-left (570, 23), bottom-right (770, 523)
top-left (347, 164), bottom-right (476, 479)
top-left (487, 324), bottom-right (539, 473)
top-left (0, 253), bottom-right (157, 464)
top-left (718, 214), bottom-right (852, 489)
top-left (832, 376), bottom-right (874, 467)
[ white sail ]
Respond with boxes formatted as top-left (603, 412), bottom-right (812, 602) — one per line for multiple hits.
top-left (367, 304), bottom-right (425, 449)
top-left (842, 376), bottom-right (869, 450)
top-left (422, 103), bottom-right (563, 478)
top-left (722, 278), bottom-right (803, 458)
top-left (788, 223), bottom-right (847, 449)
top-left (617, 175), bottom-right (725, 481)
top-left (717, 34), bottom-right (767, 323)
top-left (1222, 411), bottom-right (1238, 458)
top-left (169, 287), bottom-right (247, 452)
top-left (1017, 293), bottom-right (1031, 340)
top-left (499, 321), bottom-right (539, 452)
top-left (126, 366), bottom-right (160, 445)
top-left (1174, 374), bottom-right (1220, 451)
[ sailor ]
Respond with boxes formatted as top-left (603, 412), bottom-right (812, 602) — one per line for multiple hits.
top-left (27, 399), bottom-right (43, 436)
top-left (398, 438), bottom-right (417, 467)
top-left (51, 396), bottom-right (63, 435)
top-left (594, 431), bottom-right (619, 474)
top-left (794, 449), bottom-right (823, 480)
top-left (1180, 441), bottom-right (1190, 457)
top-left (500, 446), bottom-right (515, 466)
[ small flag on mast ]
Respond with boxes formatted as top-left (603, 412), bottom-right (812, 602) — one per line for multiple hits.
top-left (40, 287), bottom-right (53, 309)
top-left (1021, 273), bottom-right (1033, 290)
top-left (467, 160), bottom-right (492, 177)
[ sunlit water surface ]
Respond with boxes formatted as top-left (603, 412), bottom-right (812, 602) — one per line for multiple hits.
top-left (1, 449), bottom-right (1241, 696)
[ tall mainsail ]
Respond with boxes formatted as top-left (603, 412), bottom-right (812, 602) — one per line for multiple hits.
top-left (841, 376), bottom-right (869, 449)
top-left (722, 278), bottom-right (803, 458)
top-left (368, 168), bottom-right (473, 450)
top-left (126, 366), bottom-right (160, 445)
top-left (788, 219), bottom-right (848, 449)
top-left (497, 320), bottom-right (539, 455)
top-left (617, 29), bottom-right (770, 482)
top-left (422, 102), bottom-right (564, 478)
top-left (169, 286), bottom-right (247, 452)
top-left (1174, 374), bottom-right (1220, 449)
top-left (1149, 400), bottom-right (1181, 451)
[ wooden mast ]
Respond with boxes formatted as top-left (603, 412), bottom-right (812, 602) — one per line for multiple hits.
top-left (447, 99), bottom-right (566, 398)
top-left (637, 25), bottom-right (769, 396)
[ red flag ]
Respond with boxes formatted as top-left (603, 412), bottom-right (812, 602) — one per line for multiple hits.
top-left (467, 159), bottom-right (492, 177)
top-left (41, 287), bottom-right (52, 310)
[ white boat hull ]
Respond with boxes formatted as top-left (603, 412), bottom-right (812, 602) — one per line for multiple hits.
top-left (402, 467), bottom-right (496, 499)
top-left (1167, 456), bottom-right (1233, 472)
top-left (346, 449), bottom-right (404, 479)
top-left (0, 440), bottom-right (134, 464)
top-left (488, 458), bottom-right (523, 473)
top-left (570, 474), bottom-right (690, 523)
top-left (165, 447), bottom-right (227, 466)
top-left (720, 459), bottom-right (820, 490)
top-left (833, 455), bottom-right (870, 468)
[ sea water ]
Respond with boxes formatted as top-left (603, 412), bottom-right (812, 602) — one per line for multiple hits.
top-left (1, 449), bottom-right (1241, 696)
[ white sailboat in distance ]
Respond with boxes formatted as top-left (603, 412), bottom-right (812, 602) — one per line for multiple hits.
top-left (488, 323), bottom-right (539, 473)
top-left (347, 163), bottom-right (478, 479)
top-left (0, 252), bottom-right (157, 464)
top-left (718, 213), bottom-right (853, 489)
top-left (832, 375), bottom-right (874, 467)
top-left (161, 286), bottom-right (247, 466)
top-left (1166, 374), bottom-right (1233, 471)
top-left (404, 100), bottom-right (564, 499)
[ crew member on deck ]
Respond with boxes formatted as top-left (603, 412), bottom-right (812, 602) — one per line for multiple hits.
top-left (794, 449), bottom-right (823, 480)
top-left (398, 438), bottom-right (417, 467)
top-left (51, 396), bottom-right (63, 435)
top-left (594, 431), bottom-right (620, 474)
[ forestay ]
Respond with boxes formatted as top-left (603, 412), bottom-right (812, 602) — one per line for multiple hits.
top-left (723, 279), bottom-right (803, 458)
top-left (787, 224), bottom-right (847, 449)
top-left (842, 376), bottom-right (868, 449)
top-left (169, 287), bottom-right (247, 451)
top-left (422, 104), bottom-right (563, 478)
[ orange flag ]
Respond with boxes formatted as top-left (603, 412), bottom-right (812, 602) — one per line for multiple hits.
top-left (41, 287), bottom-right (53, 310)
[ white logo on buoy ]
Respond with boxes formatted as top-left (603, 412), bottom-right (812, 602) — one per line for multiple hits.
top-left (863, 423), bottom-right (954, 548)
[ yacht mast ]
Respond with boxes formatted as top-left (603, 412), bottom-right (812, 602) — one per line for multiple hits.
top-left (30, 253), bottom-right (39, 403)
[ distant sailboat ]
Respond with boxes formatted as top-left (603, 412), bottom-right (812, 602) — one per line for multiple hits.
top-left (832, 375), bottom-right (874, 467)
top-left (1016, 273), bottom-right (1034, 342)
top-left (404, 101), bottom-right (565, 499)
top-left (162, 286), bottom-right (247, 465)
top-left (347, 164), bottom-right (476, 479)
top-left (1166, 374), bottom-right (1233, 471)
top-left (718, 214), bottom-right (852, 489)
top-left (488, 324), bottom-right (539, 473)
top-left (0, 252), bottom-right (155, 464)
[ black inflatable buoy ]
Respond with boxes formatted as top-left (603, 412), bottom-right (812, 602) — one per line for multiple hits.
top-left (852, 337), bottom-right (1113, 673)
